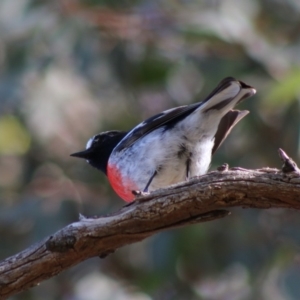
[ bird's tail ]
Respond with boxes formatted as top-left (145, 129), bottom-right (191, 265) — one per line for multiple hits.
top-left (200, 77), bottom-right (256, 113)
top-left (212, 109), bottom-right (249, 155)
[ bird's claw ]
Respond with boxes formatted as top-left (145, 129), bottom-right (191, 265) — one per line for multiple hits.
top-left (132, 190), bottom-right (150, 198)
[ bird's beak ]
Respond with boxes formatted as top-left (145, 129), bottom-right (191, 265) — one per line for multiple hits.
top-left (70, 149), bottom-right (91, 159)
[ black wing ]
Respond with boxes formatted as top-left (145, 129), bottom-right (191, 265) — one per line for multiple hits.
top-left (115, 103), bottom-right (200, 151)
top-left (115, 77), bottom-right (241, 152)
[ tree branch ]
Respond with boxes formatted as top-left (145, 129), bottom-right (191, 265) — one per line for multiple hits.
top-left (1, 149), bottom-right (300, 299)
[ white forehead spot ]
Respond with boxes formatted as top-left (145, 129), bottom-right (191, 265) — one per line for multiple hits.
top-left (86, 136), bottom-right (94, 149)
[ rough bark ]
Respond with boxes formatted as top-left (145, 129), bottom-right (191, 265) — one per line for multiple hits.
top-left (0, 149), bottom-right (300, 299)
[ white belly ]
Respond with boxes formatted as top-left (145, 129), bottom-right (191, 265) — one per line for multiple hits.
top-left (109, 109), bottom-right (218, 192)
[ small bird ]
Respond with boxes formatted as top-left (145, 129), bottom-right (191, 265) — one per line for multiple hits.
top-left (71, 77), bottom-right (256, 202)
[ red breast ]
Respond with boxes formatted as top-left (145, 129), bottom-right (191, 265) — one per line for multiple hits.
top-left (107, 163), bottom-right (137, 202)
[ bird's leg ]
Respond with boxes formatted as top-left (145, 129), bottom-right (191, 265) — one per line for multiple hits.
top-left (186, 158), bottom-right (191, 180)
top-left (143, 170), bottom-right (158, 192)
top-left (132, 170), bottom-right (157, 198)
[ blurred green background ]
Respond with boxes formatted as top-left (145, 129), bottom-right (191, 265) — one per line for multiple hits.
top-left (1, 0), bottom-right (300, 299)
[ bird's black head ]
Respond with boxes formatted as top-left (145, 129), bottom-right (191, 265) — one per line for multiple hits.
top-left (71, 130), bottom-right (127, 174)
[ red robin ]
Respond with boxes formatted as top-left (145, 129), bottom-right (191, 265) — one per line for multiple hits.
top-left (71, 77), bottom-right (256, 202)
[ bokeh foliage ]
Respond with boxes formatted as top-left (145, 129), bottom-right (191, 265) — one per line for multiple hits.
top-left (1, 0), bottom-right (300, 299)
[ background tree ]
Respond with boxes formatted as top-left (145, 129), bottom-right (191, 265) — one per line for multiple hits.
top-left (1, 0), bottom-right (300, 299)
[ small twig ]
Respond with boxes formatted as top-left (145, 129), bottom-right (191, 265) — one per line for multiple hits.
top-left (217, 163), bottom-right (229, 172)
top-left (278, 148), bottom-right (300, 174)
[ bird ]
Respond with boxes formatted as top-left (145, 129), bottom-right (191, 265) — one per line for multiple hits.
top-left (71, 77), bottom-right (256, 202)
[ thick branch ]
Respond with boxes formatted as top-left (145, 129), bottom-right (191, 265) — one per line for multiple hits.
top-left (1, 161), bottom-right (300, 298)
